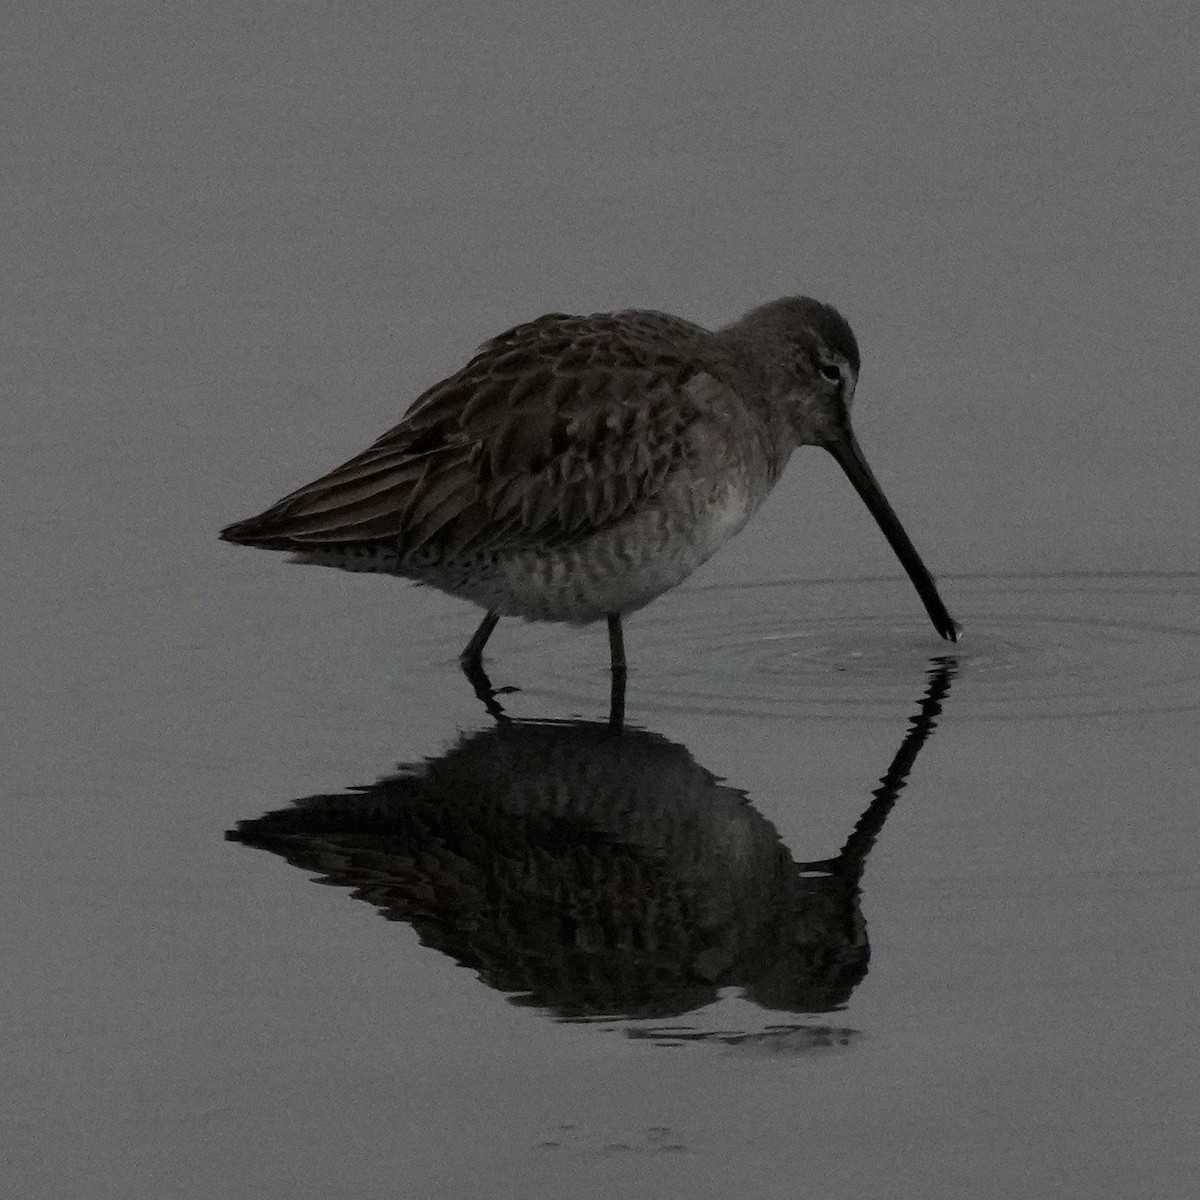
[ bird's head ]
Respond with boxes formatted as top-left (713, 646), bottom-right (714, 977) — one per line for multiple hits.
top-left (722, 295), bottom-right (861, 444)
top-left (720, 295), bottom-right (959, 643)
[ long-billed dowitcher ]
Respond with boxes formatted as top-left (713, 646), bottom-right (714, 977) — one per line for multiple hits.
top-left (221, 297), bottom-right (959, 675)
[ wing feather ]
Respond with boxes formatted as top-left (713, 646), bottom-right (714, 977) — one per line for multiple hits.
top-left (221, 310), bottom-right (746, 559)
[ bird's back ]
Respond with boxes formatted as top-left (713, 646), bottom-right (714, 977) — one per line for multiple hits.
top-left (221, 309), bottom-right (779, 567)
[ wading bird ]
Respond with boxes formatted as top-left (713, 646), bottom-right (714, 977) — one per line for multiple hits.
top-left (221, 297), bottom-right (959, 677)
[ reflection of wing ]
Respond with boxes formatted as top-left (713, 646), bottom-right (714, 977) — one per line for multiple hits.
top-left (229, 720), bottom-right (870, 1019)
top-left (220, 310), bottom-right (749, 557)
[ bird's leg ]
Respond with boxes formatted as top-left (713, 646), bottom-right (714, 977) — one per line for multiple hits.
top-left (461, 655), bottom-right (510, 722)
top-left (606, 613), bottom-right (627, 676)
top-left (459, 611), bottom-right (515, 721)
top-left (606, 613), bottom-right (627, 732)
top-left (461, 610), bottom-right (500, 667)
top-left (608, 669), bottom-right (626, 733)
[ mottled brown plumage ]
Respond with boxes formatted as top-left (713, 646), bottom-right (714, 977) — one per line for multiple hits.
top-left (224, 311), bottom-right (744, 554)
top-left (221, 297), bottom-right (958, 671)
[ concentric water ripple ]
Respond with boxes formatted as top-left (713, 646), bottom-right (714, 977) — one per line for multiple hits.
top-left (499, 572), bottom-right (1200, 722)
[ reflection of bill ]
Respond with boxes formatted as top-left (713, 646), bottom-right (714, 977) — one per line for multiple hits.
top-left (229, 659), bottom-right (956, 1024)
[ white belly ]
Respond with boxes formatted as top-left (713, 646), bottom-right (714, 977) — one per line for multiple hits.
top-left (457, 483), bottom-right (759, 623)
top-left (295, 480), bottom-right (766, 625)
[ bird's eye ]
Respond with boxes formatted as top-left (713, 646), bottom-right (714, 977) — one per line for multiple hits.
top-left (817, 362), bottom-right (842, 384)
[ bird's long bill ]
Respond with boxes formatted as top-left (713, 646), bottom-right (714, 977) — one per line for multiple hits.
top-left (825, 431), bottom-right (960, 642)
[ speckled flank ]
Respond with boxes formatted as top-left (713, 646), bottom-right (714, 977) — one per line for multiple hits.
top-left (296, 479), bottom-right (758, 623)
top-left (486, 480), bottom-right (758, 622)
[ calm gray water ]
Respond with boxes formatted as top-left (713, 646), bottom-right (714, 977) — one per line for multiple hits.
top-left (4, 3), bottom-right (1199, 1198)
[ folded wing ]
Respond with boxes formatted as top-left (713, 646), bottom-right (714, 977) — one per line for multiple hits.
top-left (221, 310), bottom-right (743, 559)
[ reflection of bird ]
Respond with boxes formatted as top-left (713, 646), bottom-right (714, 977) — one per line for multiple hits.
top-left (228, 661), bottom-right (956, 1022)
top-left (220, 298), bottom-right (958, 680)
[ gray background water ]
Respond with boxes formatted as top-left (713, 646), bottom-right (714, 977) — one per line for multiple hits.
top-left (4, 2), bottom-right (1199, 1197)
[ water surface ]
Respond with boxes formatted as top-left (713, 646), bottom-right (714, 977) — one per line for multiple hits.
top-left (4, 3), bottom-right (1199, 1198)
